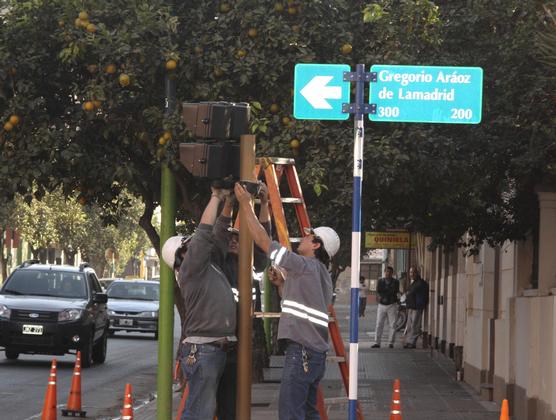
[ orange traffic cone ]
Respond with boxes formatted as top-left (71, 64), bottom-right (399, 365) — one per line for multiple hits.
top-left (393, 378), bottom-right (401, 391)
top-left (121, 383), bottom-right (133, 420)
top-left (42, 359), bottom-right (57, 420)
top-left (500, 399), bottom-right (509, 420)
top-left (390, 379), bottom-right (402, 420)
top-left (62, 351), bottom-right (86, 417)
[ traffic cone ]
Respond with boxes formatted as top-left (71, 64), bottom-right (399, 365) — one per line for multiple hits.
top-left (390, 379), bottom-right (402, 420)
top-left (42, 359), bottom-right (57, 420)
top-left (500, 399), bottom-right (509, 420)
top-left (393, 378), bottom-right (401, 391)
top-left (62, 351), bottom-right (86, 417)
top-left (121, 383), bottom-right (133, 420)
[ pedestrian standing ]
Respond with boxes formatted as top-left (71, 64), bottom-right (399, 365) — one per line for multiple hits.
top-left (234, 182), bottom-right (340, 420)
top-left (359, 276), bottom-right (369, 317)
top-left (372, 266), bottom-right (399, 349)
top-left (404, 266), bottom-right (429, 349)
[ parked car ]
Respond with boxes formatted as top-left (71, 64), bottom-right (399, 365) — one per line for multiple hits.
top-left (98, 277), bottom-right (122, 292)
top-left (106, 280), bottom-right (159, 339)
top-left (0, 260), bottom-right (109, 367)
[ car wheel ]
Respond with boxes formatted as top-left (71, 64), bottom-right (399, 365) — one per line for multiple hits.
top-left (5, 349), bottom-right (19, 360)
top-left (80, 332), bottom-right (94, 368)
top-left (93, 328), bottom-right (108, 364)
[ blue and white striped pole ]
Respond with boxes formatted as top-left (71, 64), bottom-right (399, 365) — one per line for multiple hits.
top-left (348, 63), bottom-right (365, 420)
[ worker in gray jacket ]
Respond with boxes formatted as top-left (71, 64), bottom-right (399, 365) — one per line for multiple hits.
top-left (174, 186), bottom-right (237, 420)
top-left (235, 182), bottom-right (340, 420)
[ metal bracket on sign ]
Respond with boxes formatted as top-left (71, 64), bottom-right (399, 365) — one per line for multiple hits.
top-left (342, 103), bottom-right (375, 114)
top-left (343, 71), bottom-right (375, 83)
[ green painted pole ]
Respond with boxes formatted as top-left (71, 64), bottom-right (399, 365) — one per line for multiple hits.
top-left (157, 75), bottom-right (177, 419)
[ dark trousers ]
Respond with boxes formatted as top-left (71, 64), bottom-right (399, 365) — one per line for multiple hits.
top-left (216, 348), bottom-right (237, 420)
top-left (278, 341), bottom-right (326, 420)
top-left (359, 296), bottom-right (367, 317)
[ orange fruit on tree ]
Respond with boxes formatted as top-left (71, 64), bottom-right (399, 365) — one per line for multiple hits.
top-left (236, 49), bottom-right (247, 59)
top-left (87, 64), bottom-right (98, 74)
top-left (86, 23), bottom-right (97, 33)
top-left (248, 28), bottom-right (258, 38)
top-left (341, 43), bottom-right (353, 55)
top-left (219, 3), bottom-right (231, 13)
top-left (165, 59), bottom-right (177, 70)
top-left (74, 17), bottom-right (83, 28)
top-left (159, 136), bottom-right (168, 146)
top-left (269, 103), bottom-right (280, 114)
top-left (119, 73), bottom-right (130, 87)
top-left (105, 64), bottom-right (116, 74)
top-left (163, 131), bottom-right (172, 141)
top-left (282, 116), bottom-right (291, 126)
top-left (274, 3), bottom-right (284, 12)
top-left (292, 25), bottom-right (301, 33)
top-left (290, 138), bottom-right (300, 149)
top-left (58, 20), bottom-right (65, 28)
top-left (213, 66), bottom-right (224, 77)
top-left (78, 196), bottom-right (87, 206)
top-left (78, 11), bottom-right (89, 21)
top-left (83, 101), bottom-right (95, 111)
top-left (3, 122), bottom-right (13, 132)
top-left (288, 6), bottom-right (297, 15)
top-left (9, 115), bottom-right (19, 126)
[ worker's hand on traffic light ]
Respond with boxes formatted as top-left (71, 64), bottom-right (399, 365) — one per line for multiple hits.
top-left (234, 182), bottom-right (251, 205)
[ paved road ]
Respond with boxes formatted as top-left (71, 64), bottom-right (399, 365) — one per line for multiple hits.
top-left (0, 312), bottom-right (180, 420)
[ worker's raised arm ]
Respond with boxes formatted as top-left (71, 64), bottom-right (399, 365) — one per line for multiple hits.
top-left (234, 182), bottom-right (272, 254)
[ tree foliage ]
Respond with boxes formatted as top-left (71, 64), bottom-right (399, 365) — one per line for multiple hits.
top-left (0, 0), bottom-right (555, 266)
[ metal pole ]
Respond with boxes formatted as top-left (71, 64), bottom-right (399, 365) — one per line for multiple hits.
top-left (157, 75), bottom-right (177, 420)
top-left (237, 134), bottom-right (256, 419)
top-left (348, 63), bottom-right (365, 420)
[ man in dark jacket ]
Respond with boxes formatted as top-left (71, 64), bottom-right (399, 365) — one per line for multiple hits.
top-left (212, 183), bottom-right (270, 420)
top-left (404, 266), bottom-right (429, 349)
top-left (178, 187), bottom-right (237, 420)
top-left (372, 266), bottom-right (400, 348)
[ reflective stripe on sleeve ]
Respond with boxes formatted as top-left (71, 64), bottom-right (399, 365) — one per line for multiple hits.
top-left (281, 299), bottom-right (329, 327)
top-left (271, 247), bottom-right (287, 266)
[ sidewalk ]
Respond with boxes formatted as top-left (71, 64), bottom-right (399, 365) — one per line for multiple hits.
top-left (135, 285), bottom-right (501, 420)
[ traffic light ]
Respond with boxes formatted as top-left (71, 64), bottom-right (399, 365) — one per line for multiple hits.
top-left (180, 102), bottom-right (250, 180)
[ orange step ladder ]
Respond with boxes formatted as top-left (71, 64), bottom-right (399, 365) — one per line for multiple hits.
top-left (250, 157), bottom-right (364, 420)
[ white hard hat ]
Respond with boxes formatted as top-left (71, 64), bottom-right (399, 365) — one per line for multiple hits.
top-left (304, 226), bottom-right (340, 258)
top-left (161, 235), bottom-right (192, 269)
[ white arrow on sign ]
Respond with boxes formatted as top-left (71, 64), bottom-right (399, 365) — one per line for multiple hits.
top-left (300, 76), bottom-right (342, 109)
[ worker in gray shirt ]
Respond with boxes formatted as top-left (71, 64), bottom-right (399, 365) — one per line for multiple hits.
top-left (163, 186), bottom-right (237, 420)
top-left (235, 182), bottom-right (340, 420)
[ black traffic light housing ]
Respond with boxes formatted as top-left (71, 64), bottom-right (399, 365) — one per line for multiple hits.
top-left (180, 102), bottom-right (250, 180)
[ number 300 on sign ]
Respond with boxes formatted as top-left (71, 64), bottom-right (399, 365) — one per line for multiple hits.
top-left (377, 106), bottom-right (400, 117)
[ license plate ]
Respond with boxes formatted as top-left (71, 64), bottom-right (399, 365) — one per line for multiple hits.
top-left (22, 324), bottom-right (43, 335)
top-left (119, 319), bottom-right (133, 326)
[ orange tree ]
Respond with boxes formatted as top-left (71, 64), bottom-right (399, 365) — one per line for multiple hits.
top-left (1, 0), bottom-right (555, 267)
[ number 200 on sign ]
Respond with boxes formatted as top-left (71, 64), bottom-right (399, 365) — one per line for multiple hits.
top-left (451, 108), bottom-right (472, 120)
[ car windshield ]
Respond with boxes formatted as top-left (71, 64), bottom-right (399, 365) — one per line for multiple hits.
top-left (107, 282), bottom-right (159, 301)
top-left (1, 270), bottom-right (87, 299)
